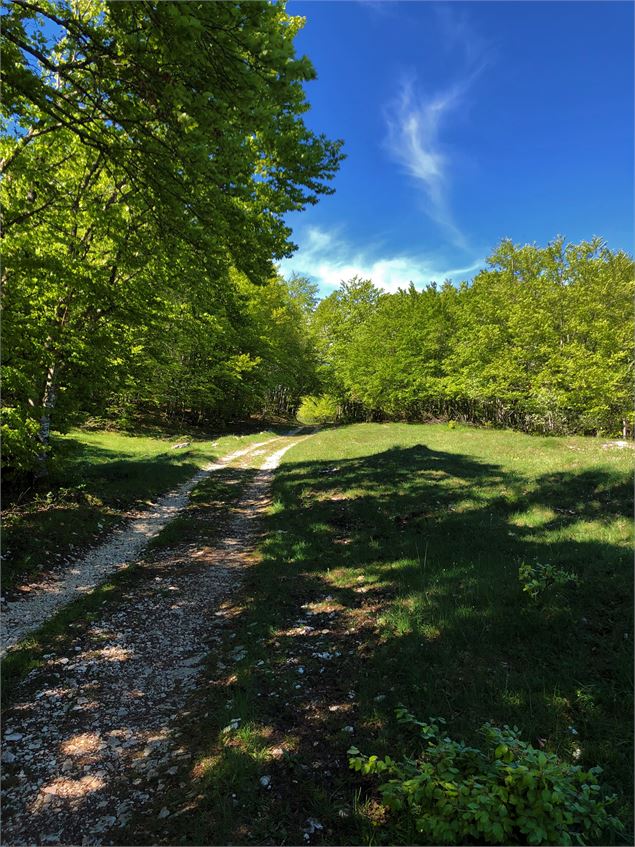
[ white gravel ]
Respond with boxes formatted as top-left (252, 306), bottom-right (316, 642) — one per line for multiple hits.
top-left (1, 433), bottom-right (301, 656)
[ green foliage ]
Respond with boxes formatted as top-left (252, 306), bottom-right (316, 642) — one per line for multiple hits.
top-left (1, 406), bottom-right (42, 474)
top-left (349, 708), bottom-right (623, 845)
top-left (518, 562), bottom-right (580, 600)
top-left (1, 1), bottom-right (339, 476)
top-left (309, 239), bottom-right (634, 436)
top-left (296, 394), bottom-right (339, 424)
top-left (2, 0), bottom-right (344, 279)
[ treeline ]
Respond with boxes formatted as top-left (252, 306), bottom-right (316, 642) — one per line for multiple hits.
top-left (2, 4), bottom-right (632, 485)
top-left (1, 1), bottom-right (342, 477)
top-left (310, 237), bottom-right (634, 436)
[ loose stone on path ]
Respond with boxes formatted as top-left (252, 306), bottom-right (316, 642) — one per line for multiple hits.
top-left (1, 431), bottom-right (313, 846)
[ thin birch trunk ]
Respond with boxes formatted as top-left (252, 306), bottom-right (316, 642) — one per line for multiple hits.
top-left (35, 361), bottom-right (57, 477)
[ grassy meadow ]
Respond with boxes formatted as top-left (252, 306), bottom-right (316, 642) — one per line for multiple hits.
top-left (130, 422), bottom-right (633, 846)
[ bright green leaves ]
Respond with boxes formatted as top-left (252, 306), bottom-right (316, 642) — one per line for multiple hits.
top-left (349, 710), bottom-right (623, 845)
top-left (309, 239), bottom-right (634, 434)
top-left (2, 1), bottom-right (339, 476)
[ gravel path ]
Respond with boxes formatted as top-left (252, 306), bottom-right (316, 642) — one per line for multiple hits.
top-left (1, 432), bottom-right (313, 846)
top-left (1, 434), bottom-right (293, 656)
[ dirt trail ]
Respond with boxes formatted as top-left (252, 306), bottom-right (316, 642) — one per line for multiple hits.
top-left (1, 433), bottom-right (297, 656)
top-left (1, 432), bottom-right (312, 846)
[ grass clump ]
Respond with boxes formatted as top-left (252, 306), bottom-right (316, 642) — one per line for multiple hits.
top-left (349, 707), bottom-right (623, 845)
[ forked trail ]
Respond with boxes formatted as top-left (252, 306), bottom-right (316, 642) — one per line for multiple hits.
top-left (1, 432), bottom-right (313, 846)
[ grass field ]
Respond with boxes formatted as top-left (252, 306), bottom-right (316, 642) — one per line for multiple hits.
top-left (132, 423), bottom-right (633, 846)
top-left (1, 426), bottom-right (282, 591)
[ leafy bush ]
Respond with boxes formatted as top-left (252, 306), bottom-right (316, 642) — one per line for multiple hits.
top-left (296, 394), bottom-right (339, 424)
top-left (1, 406), bottom-right (42, 475)
top-left (349, 708), bottom-right (622, 845)
top-left (518, 562), bottom-right (579, 600)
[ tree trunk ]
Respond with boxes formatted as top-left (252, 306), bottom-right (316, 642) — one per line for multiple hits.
top-left (35, 361), bottom-right (57, 478)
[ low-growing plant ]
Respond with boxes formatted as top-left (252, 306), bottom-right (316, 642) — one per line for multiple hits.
top-left (348, 707), bottom-right (622, 845)
top-left (518, 561), bottom-right (579, 599)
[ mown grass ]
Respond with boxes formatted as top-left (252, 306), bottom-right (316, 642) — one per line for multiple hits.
top-left (131, 423), bottom-right (633, 846)
top-left (1, 426), bottom-right (282, 591)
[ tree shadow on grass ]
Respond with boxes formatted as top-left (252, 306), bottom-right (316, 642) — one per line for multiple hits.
top-left (124, 444), bottom-right (633, 845)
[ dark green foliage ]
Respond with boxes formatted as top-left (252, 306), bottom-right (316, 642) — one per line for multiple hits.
top-left (518, 562), bottom-right (580, 600)
top-left (349, 708), bottom-right (623, 845)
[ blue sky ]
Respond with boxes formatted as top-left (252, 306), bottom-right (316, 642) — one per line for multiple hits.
top-left (278, 0), bottom-right (634, 294)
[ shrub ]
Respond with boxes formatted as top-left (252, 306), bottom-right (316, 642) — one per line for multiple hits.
top-left (1, 406), bottom-right (42, 475)
top-left (348, 708), bottom-right (622, 845)
top-left (518, 562), bottom-right (579, 600)
top-left (296, 394), bottom-right (339, 424)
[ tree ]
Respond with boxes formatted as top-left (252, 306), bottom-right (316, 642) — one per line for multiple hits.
top-left (1, 0), bottom-right (343, 476)
top-left (311, 276), bottom-right (381, 414)
top-left (2, 0), bottom-right (344, 279)
top-left (308, 240), bottom-right (634, 435)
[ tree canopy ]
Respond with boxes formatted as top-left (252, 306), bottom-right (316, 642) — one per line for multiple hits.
top-left (311, 238), bottom-right (634, 436)
top-left (1, 0), bottom-right (342, 477)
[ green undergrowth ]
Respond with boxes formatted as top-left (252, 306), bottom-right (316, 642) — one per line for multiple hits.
top-left (127, 423), bottom-right (632, 846)
top-left (1, 426), bottom-right (282, 591)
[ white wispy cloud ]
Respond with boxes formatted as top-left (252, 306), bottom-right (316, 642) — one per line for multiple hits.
top-left (278, 226), bottom-right (484, 295)
top-left (384, 8), bottom-right (489, 249)
top-left (385, 78), bottom-right (469, 248)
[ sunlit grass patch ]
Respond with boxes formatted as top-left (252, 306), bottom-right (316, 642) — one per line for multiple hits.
top-left (510, 504), bottom-right (558, 527)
